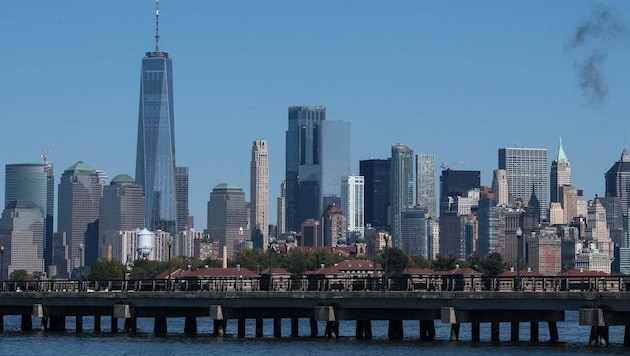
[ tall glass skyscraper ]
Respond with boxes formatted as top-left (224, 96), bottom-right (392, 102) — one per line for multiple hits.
top-left (285, 106), bottom-right (326, 232)
top-left (5, 163), bottom-right (54, 270)
top-left (390, 144), bottom-right (414, 248)
top-left (135, 3), bottom-right (178, 236)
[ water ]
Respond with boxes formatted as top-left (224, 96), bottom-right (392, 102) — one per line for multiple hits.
top-left (0, 311), bottom-right (626, 355)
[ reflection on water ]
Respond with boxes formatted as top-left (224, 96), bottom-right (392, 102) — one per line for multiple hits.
top-left (0, 311), bottom-right (626, 356)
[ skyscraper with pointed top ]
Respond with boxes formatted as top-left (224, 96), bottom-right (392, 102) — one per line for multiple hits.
top-left (135, 0), bottom-right (178, 236)
top-left (550, 138), bottom-right (571, 204)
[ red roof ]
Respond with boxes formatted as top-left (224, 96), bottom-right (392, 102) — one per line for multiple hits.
top-left (496, 269), bottom-right (544, 278)
top-left (403, 268), bottom-right (436, 275)
top-left (156, 267), bottom-right (259, 279)
top-left (443, 267), bottom-right (483, 276)
top-left (260, 267), bottom-right (292, 275)
top-left (563, 269), bottom-right (609, 277)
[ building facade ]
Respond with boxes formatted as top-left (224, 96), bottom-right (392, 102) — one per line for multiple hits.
top-left (390, 144), bottom-right (414, 248)
top-left (175, 166), bottom-right (189, 233)
top-left (550, 138), bottom-right (571, 204)
top-left (135, 11), bottom-right (178, 237)
top-left (207, 183), bottom-right (250, 258)
top-left (0, 201), bottom-right (45, 279)
top-left (416, 154), bottom-right (436, 219)
top-left (4, 163), bottom-right (54, 271)
top-left (250, 140), bottom-right (269, 250)
top-left (56, 161), bottom-right (102, 278)
top-left (439, 169), bottom-right (481, 215)
top-left (99, 174), bottom-right (146, 260)
top-left (285, 106), bottom-right (326, 232)
top-left (605, 147), bottom-right (630, 228)
top-left (341, 175), bottom-right (364, 245)
top-left (491, 169), bottom-right (509, 206)
top-left (401, 207), bottom-right (429, 258)
top-left (498, 147), bottom-right (549, 222)
top-left (360, 159), bottom-right (390, 230)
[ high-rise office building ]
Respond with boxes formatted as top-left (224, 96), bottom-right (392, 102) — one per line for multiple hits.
top-left (285, 106), bottom-right (326, 232)
top-left (491, 169), bottom-right (509, 205)
top-left (605, 147), bottom-right (630, 219)
top-left (57, 161), bottom-right (102, 277)
top-left (0, 201), bottom-right (45, 280)
top-left (175, 167), bottom-right (189, 233)
top-left (207, 183), bottom-right (250, 258)
top-left (439, 169), bottom-right (481, 215)
top-left (320, 120), bottom-right (351, 210)
top-left (341, 175), bottom-right (365, 244)
top-left (5, 163), bottom-right (54, 270)
top-left (416, 154), bottom-right (436, 218)
top-left (360, 159), bottom-right (390, 230)
top-left (250, 140), bottom-right (269, 250)
top-left (550, 138), bottom-right (571, 203)
top-left (401, 207), bottom-right (429, 257)
top-left (477, 198), bottom-right (500, 258)
top-left (277, 180), bottom-right (286, 237)
top-left (135, 2), bottom-right (178, 236)
top-left (498, 147), bottom-right (549, 221)
top-left (99, 174), bottom-right (146, 261)
top-left (390, 144), bottom-right (414, 248)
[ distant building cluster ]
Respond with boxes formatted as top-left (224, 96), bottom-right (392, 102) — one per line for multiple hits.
top-left (3, 8), bottom-right (630, 281)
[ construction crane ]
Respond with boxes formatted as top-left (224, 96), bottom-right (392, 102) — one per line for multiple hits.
top-left (440, 160), bottom-right (464, 170)
top-left (41, 141), bottom-right (62, 165)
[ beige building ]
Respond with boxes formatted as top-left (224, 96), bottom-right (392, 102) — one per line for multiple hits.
top-left (491, 169), bottom-right (509, 206)
top-left (250, 140), bottom-right (269, 250)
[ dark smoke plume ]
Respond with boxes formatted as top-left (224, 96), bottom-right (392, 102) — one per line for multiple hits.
top-left (568, 5), bottom-right (626, 107)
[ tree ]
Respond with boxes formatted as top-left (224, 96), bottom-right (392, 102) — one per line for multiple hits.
top-left (285, 249), bottom-right (306, 277)
top-left (433, 254), bottom-right (458, 271)
top-left (376, 247), bottom-right (408, 277)
top-left (408, 255), bottom-right (432, 269)
top-left (130, 259), bottom-right (167, 279)
top-left (9, 269), bottom-right (31, 282)
top-left (87, 259), bottom-right (127, 280)
top-left (480, 253), bottom-right (506, 277)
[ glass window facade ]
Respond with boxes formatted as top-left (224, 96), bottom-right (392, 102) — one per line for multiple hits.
top-left (136, 52), bottom-right (177, 236)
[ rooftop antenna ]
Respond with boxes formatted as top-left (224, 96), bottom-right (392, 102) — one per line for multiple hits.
top-left (154, 0), bottom-right (160, 52)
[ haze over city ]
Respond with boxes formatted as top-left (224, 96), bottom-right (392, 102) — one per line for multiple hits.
top-left (2, 1), bottom-right (630, 229)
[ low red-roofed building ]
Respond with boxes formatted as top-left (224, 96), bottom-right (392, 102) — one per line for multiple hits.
top-left (441, 266), bottom-right (483, 291)
top-left (305, 259), bottom-right (382, 291)
top-left (495, 268), bottom-right (545, 291)
top-left (401, 268), bottom-right (441, 291)
top-left (155, 266), bottom-right (260, 291)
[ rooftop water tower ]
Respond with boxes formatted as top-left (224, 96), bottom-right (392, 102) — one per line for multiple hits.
top-left (137, 228), bottom-right (154, 259)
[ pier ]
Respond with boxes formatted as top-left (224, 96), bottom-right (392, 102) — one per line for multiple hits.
top-left (1, 288), bottom-right (630, 346)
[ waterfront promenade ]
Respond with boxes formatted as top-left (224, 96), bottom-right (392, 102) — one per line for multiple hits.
top-left (1, 285), bottom-right (629, 346)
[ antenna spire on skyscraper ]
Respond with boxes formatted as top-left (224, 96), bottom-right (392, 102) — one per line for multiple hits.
top-left (154, 0), bottom-right (160, 52)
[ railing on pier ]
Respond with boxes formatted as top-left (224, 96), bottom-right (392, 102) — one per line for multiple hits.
top-left (1, 275), bottom-right (629, 293)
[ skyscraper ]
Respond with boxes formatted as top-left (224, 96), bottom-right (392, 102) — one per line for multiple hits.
top-left (439, 169), bottom-right (481, 215)
top-left (320, 120), bottom-right (351, 210)
top-left (416, 154), bottom-right (436, 218)
top-left (135, 1), bottom-right (178, 236)
top-left (498, 147), bottom-right (549, 221)
top-left (99, 174), bottom-right (146, 261)
top-left (250, 140), bottom-right (269, 250)
top-left (175, 167), bottom-right (189, 233)
top-left (285, 106), bottom-right (326, 232)
top-left (0, 201), bottom-right (45, 280)
top-left (401, 207), bottom-right (428, 257)
top-left (550, 138), bottom-right (571, 203)
top-left (277, 180), bottom-right (286, 237)
top-left (207, 183), bottom-right (249, 258)
top-left (390, 144), bottom-right (414, 248)
top-left (5, 163), bottom-right (54, 270)
top-left (341, 175), bottom-right (365, 244)
top-left (57, 161), bottom-right (102, 277)
top-left (605, 147), bottom-right (630, 219)
top-left (360, 159), bottom-right (390, 230)
top-left (491, 169), bottom-right (509, 205)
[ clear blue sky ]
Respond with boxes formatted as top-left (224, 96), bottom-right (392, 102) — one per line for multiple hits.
top-left (1, 1), bottom-right (630, 229)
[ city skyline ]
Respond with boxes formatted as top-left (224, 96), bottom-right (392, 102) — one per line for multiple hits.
top-left (2, 1), bottom-right (630, 229)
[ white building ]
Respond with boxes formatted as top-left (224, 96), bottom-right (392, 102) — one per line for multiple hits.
top-left (341, 175), bottom-right (365, 244)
